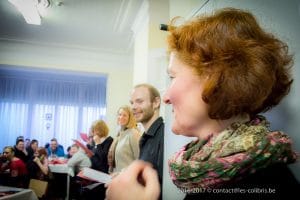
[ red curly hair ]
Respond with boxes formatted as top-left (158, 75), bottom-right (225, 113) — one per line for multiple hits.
top-left (38, 147), bottom-right (48, 157)
top-left (167, 8), bottom-right (293, 119)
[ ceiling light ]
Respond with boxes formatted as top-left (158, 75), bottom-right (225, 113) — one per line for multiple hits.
top-left (8, 0), bottom-right (50, 25)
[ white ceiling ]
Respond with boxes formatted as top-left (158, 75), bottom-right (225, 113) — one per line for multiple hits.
top-left (0, 0), bottom-right (144, 54)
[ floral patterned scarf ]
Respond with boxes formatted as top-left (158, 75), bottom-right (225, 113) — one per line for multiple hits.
top-left (168, 115), bottom-right (298, 192)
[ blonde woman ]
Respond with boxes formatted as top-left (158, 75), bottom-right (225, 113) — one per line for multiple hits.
top-left (108, 105), bottom-right (141, 173)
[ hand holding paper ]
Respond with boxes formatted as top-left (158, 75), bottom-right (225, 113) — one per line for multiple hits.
top-left (72, 139), bottom-right (94, 157)
top-left (77, 167), bottom-right (112, 184)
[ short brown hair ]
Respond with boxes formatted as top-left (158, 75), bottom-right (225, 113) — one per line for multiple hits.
top-left (167, 8), bottom-right (293, 119)
top-left (134, 84), bottom-right (161, 106)
top-left (92, 120), bottom-right (109, 137)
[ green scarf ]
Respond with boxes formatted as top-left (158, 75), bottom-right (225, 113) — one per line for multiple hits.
top-left (168, 115), bottom-right (297, 192)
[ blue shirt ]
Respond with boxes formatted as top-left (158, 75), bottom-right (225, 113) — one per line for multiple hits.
top-left (47, 145), bottom-right (65, 157)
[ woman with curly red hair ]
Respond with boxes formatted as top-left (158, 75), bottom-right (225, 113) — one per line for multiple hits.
top-left (106, 8), bottom-right (299, 200)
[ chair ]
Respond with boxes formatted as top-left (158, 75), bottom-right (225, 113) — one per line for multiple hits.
top-left (28, 179), bottom-right (48, 199)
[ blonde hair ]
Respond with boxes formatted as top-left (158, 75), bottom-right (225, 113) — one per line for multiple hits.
top-left (91, 119), bottom-right (109, 137)
top-left (118, 105), bottom-right (136, 129)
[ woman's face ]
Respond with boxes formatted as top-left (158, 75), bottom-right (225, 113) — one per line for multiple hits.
top-left (31, 142), bottom-right (38, 151)
top-left (92, 129), bottom-right (100, 141)
top-left (163, 53), bottom-right (210, 137)
top-left (16, 141), bottom-right (25, 151)
top-left (117, 108), bottom-right (129, 126)
top-left (3, 148), bottom-right (13, 159)
top-left (34, 150), bottom-right (39, 157)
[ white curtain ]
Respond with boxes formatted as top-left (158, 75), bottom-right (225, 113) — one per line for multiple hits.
top-left (30, 104), bottom-right (56, 148)
top-left (0, 65), bottom-right (107, 152)
top-left (0, 102), bottom-right (29, 147)
top-left (81, 106), bottom-right (106, 133)
top-left (55, 105), bottom-right (79, 149)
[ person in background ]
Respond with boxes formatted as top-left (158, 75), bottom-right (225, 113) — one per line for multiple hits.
top-left (87, 128), bottom-right (95, 150)
top-left (84, 120), bottom-right (113, 200)
top-left (31, 147), bottom-right (49, 180)
top-left (44, 142), bottom-right (50, 149)
top-left (15, 135), bottom-right (24, 143)
top-left (0, 146), bottom-right (28, 187)
top-left (130, 84), bottom-right (164, 188)
top-left (68, 144), bottom-right (91, 199)
top-left (0, 151), bottom-right (8, 185)
top-left (66, 146), bottom-right (72, 159)
top-left (14, 139), bottom-right (29, 163)
top-left (90, 120), bottom-right (113, 173)
top-left (47, 138), bottom-right (65, 157)
top-left (67, 144), bottom-right (91, 174)
top-left (26, 139), bottom-right (39, 160)
top-left (106, 8), bottom-right (299, 200)
top-left (25, 138), bottom-right (31, 149)
top-left (107, 105), bottom-right (140, 173)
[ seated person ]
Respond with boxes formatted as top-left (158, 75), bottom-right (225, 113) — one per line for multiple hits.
top-left (47, 138), bottom-right (65, 157)
top-left (67, 144), bottom-right (91, 174)
top-left (68, 144), bottom-right (92, 199)
top-left (15, 135), bottom-right (24, 143)
top-left (14, 139), bottom-right (29, 163)
top-left (0, 151), bottom-right (9, 185)
top-left (26, 139), bottom-right (39, 160)
top-left (66, 146), bottom-right (72, 159)
top-left (27, 147), bottom-right (49, 180)
top-left (25, 138), bottom-right (31, 149)
top-left (0, 146), bottom-right (28, 188)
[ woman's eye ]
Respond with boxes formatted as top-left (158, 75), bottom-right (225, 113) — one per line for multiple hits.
top-left (169, 76), bottom-right (174, 80)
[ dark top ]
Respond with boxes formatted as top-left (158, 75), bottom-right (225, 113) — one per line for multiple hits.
top-left (26, 146), bottom-right (35, 160)
top-left (139, 117), bottom-right (164, 184)
top-left (184, 163), bottom-right (300, 200)
top-left (14, 146), bottom-right (28, 163)
top-left (91, 136), bottom-right (113, 173)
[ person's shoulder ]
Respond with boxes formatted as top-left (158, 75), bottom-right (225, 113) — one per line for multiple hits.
top-left (127, 128), bottom-right (141, 137)
top-left (233, 163), bottom-right (299, 196)
top-left (243, 163), bottom-right (297, 182)
top-left (147, 117), bottom-right (164, 137)
top-left (154, 116), bottom-right (164, 126)
top-left (12, 157), bottom-right (25, 165)
top-left (58, 144), bottom-right (64, 150)
top-left (100, 136), bottom-right (114, 148)
top-left (106, 136), bottom-right (114, 143)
